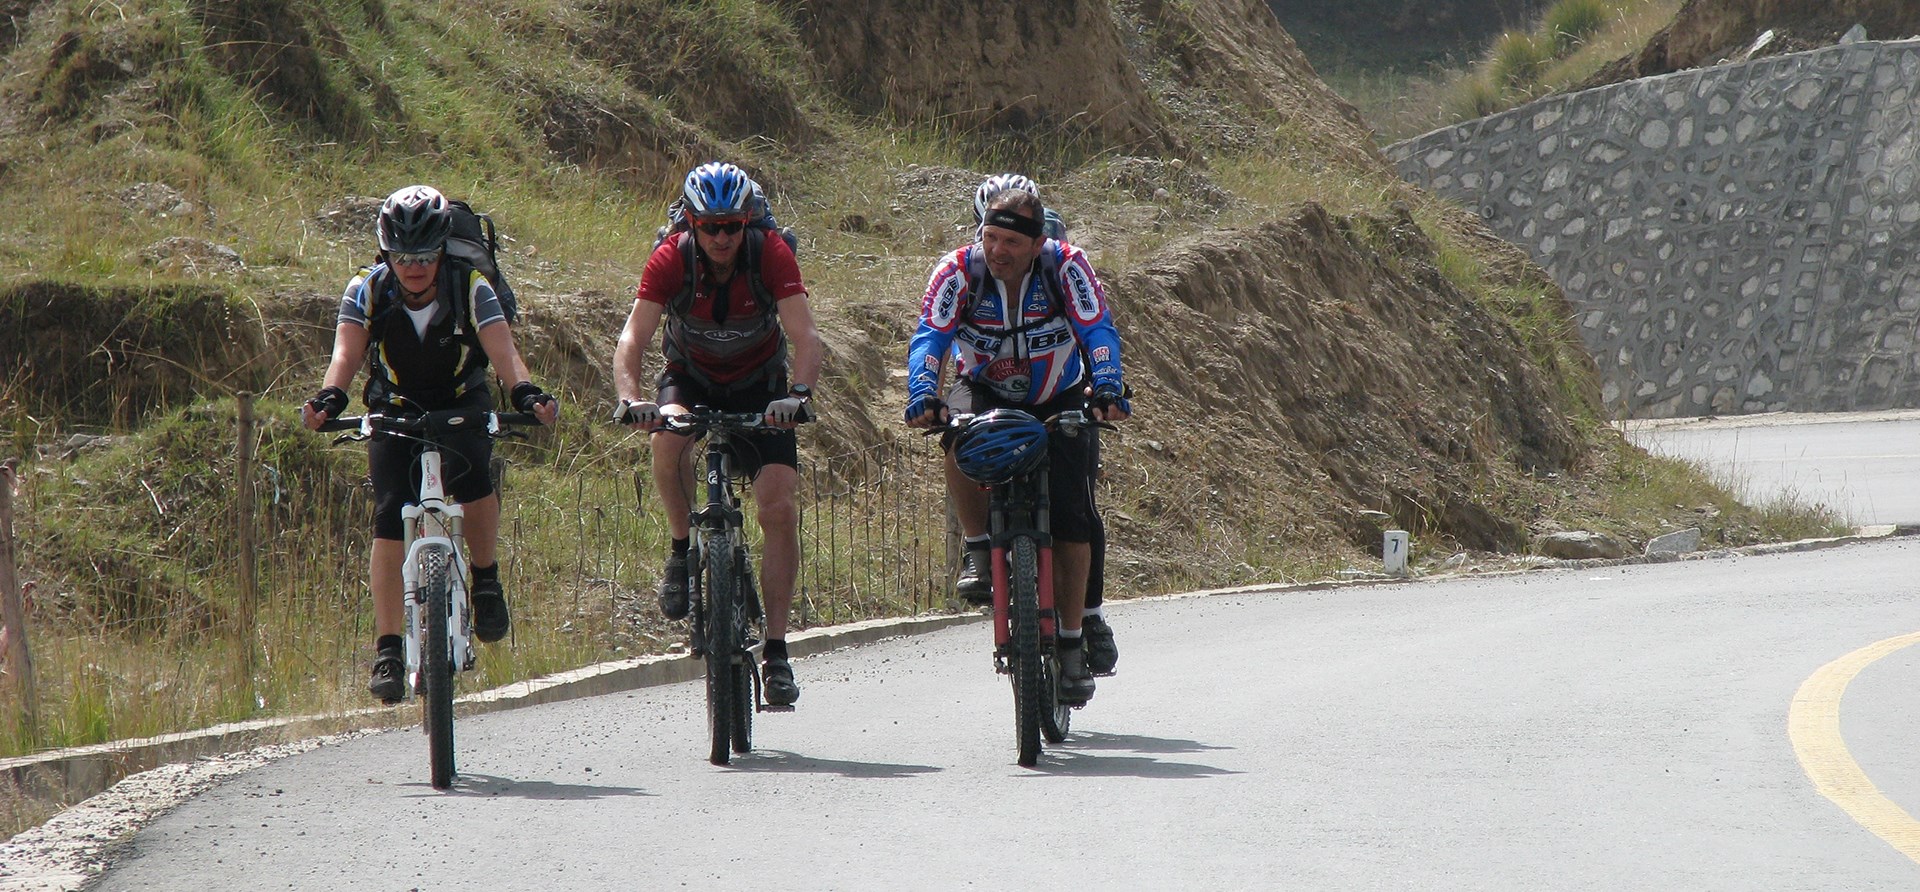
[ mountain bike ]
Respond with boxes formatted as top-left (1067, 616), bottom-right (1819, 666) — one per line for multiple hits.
top-left (321, 408), bottom-right (537, 789)
top-left (659, 408), bottom-right (808, 766)
top-left (946, 407), bottom-right (1105, 767)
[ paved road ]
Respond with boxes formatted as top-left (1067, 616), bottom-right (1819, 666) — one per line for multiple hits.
top-left (90, 541), bottom-right (1920, 889)
top-left (1623, 410), bottom-right (1920, 525)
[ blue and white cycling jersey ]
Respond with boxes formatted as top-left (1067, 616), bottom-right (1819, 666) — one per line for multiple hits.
top-left (906, 240), bottom-right (1124, 406)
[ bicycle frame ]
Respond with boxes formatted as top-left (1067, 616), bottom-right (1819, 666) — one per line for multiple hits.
top-left (988, 467), bottom-right (1056, 660)
top-left (321, 408), bottom-right (534, 788)
top-left (660, 409), bottom-right (790, 765)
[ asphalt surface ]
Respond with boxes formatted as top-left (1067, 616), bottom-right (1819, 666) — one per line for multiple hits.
top-left (1624, 410), bottom-right (1920, 525)
top-left (88, 540), bottom-right (1920, 890)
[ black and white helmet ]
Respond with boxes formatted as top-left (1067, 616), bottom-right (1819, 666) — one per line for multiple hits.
top-left (972, 173), bottom-right (1041, 223)
top-left (377, 185), bottom-right (452, 254)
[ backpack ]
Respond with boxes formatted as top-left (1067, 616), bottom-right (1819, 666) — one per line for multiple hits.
top-left (362, 198), bottom-right (518, 336)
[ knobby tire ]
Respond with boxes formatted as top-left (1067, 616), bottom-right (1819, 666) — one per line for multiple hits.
top-left (419, 545), bottom-right (457, 790)
top-left (1041, 649), bottom-right (1070, 744)
top-left (729, 552), bottom-right (754, 755)
top-left (704, 537), bottom-right (740, 766)
top-left (1010, 536), bottom-right (1044, 767)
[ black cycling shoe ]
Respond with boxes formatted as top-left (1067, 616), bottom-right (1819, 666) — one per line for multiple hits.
top-left (1082, 614), bottom-right (1118, 676)
top-left (471, 578), bottom-right (510, 643)
top-left (1057, 645), bottom-right (1095, 705)
top-left (368, 653), bottom-right (406, 704)
top-left (762, 656), bottom-right (800, 707)
top-left (659, 551), bottom-right (690, 620)
top-left (954, 545), bottom-right (991, 606)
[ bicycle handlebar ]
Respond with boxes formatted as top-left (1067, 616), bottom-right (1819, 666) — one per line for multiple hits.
top-left (926, 407), bottom-right (1117, 436)
top-left (658, 406), bottom-right (815, 435)
top-left (318, 409), bottom-right (542, 441)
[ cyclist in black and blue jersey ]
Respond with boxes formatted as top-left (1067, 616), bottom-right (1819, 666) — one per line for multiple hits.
top-left (301, 185), bottom-right (558, 703)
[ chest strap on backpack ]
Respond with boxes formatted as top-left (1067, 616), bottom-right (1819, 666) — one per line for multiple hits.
top-left (961, 242), bottom-right (1068, 336)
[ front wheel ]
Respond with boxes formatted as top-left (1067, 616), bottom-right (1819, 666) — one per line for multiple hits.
top-left (1009, 535), bottom-right (1044, 767)
top-left (703, 537), bottom-right (740, 766)
top-left (419, 545), bottom-right (457, 790)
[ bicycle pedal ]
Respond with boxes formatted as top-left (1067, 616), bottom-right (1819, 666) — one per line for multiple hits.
top-left (757, 703), bottom-right (795, 714)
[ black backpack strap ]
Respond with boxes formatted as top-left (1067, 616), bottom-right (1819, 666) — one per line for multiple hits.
top-left (668, 229), bottom-right (780, 321)
top-left (671, 231), bottom-right (699, 318)
top-left (742, 227), bottom-right (778, 319)
top-left (959, 243), bottom-right (1067, 336)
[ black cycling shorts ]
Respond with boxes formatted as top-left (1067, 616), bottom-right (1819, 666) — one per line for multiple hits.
top-left (657, 369), bottom-right (799, 478)
top-left (367, 390), bottom-right (496, 541)
top-left (946, 380), bottom-right (1098, 543)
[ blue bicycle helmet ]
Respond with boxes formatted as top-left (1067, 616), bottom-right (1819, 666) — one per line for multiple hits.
top-left (682, 162), bottom-right (755, 219)
top-left (952, 409), bottom-right (1049, 485)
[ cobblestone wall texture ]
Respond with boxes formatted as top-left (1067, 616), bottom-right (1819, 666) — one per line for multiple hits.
top-left (1388, 40), bottom-right (1920, 417)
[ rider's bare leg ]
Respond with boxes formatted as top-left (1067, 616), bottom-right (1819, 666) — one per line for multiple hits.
top-left (462, 493), bottom-right (500, 566)
top-left (650, 423), bottom-right (697, 541)
top-left (371, 538), bottom-right (404, 637)
top-left (753, 464), bottom-right (801, 641)
top-left (945, 451), bottom-right (989, 538)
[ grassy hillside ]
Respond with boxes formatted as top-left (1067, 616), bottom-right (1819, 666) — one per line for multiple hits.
top-left (0, 0), bottom-right (1843, 798)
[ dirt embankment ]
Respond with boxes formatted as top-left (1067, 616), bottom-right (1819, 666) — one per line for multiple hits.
top-left (1580, 0), bottom-right (1920, 87)
top-left (794, 0), bottom-right (1182, 158)
top-left (1108, 202), bottom-right (1584, 556)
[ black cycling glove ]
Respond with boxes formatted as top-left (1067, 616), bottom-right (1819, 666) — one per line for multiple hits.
top-left (511, 381), bottom-right (555, 414)
top-left (307, 385), bottom-right (349, 419)
top-left (1090, 385), bottom-right (1132, 416)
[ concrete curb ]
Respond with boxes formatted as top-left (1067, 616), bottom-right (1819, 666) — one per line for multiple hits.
top-left (6, 525), bottom-right (1908, 812)
top-left (1, 611), bottom-right (983, 810)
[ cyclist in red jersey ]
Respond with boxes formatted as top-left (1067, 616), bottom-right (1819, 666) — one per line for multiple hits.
top-left (612, 162), bottom-right (822, 707)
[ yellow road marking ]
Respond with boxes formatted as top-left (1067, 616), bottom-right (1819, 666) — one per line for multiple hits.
top-left (1789, 630), bottom-right (1920, 863)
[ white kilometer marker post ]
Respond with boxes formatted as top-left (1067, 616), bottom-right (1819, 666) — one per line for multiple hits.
top-left (1383, 529), bottom-right (1409, 577)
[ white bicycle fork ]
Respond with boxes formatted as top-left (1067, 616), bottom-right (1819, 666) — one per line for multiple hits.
top-left (400, 450), bottom-right (470, 698)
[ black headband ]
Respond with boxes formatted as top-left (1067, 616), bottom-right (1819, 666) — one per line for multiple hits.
top-left (984, 209), bottom-right (1044, 239)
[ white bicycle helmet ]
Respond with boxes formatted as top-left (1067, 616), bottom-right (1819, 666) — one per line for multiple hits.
top-left (972, 173), bottom-right (1041, 223)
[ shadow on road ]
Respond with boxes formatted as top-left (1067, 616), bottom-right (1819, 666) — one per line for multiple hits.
top-left (1015, 731), bottom-right (1238, 778)
top-left (1059, 730), bottom-right (1232, 754)
top-left (724, 750), bottom-right (942, 779)
top-left (418, 773), bottom-right (656, 800)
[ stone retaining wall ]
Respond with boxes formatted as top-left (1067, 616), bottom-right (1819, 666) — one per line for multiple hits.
top-left (1388, 41), bottom-right (1920, 417)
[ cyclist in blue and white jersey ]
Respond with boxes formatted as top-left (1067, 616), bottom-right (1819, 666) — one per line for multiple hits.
top-left (904, 188), bottom-right (1131, 702)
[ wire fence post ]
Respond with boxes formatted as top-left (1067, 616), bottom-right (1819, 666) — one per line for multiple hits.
top-left (235, 393), bottom-right (259, 685)
top-left (0, 458), bottom-right (38, 740)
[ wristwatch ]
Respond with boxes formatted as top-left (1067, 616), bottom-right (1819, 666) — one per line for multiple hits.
top-left (787, 383), bottom-right (813, 403)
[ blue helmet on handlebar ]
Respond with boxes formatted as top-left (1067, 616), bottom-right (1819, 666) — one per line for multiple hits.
top-left (952, 409), bottom-right (1048, 485)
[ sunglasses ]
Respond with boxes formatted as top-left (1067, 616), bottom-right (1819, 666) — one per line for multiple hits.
top-left (695, 219), bottom-right (748, 236)
top-left (389, 250), bottom-right (441, 267)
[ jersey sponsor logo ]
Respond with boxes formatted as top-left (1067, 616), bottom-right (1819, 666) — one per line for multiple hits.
top-left (984, 358), bottom-right (1032, 395)
top-left (1091, 345), bottom-right (1111, 363)
top-left (1065, 263), bottom-right (1099, 320)
top-left (1025, 327), bottom-right (1074, 351)
top-left (702, 328), bottom-right (754, 342)
top-left (931, 273), bottom-right (963, 325)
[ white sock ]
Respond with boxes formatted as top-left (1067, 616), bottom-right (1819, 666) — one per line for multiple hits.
top-left (964, 534), bottom-right (989, 547)
top-left (1057, 627), bottom-right (1083, 639)
top-left (1082, 606), bottom-right (1104, 621)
